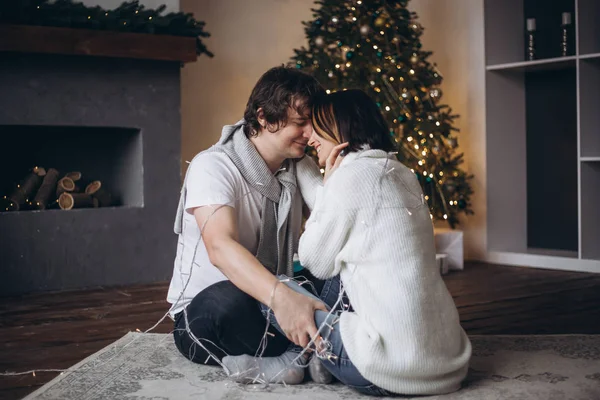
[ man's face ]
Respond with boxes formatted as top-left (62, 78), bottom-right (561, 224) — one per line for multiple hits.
top-left (266, 102), bottom-right (312, 160)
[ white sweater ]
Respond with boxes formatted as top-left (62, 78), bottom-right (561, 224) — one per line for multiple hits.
top-left (298, 149), bottom-right (472, 395)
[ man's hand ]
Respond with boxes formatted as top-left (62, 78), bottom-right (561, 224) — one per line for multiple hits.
top-left (324, 142), bottom-right (349, 183)
top-left (272, 284), bottom-right (328, 348)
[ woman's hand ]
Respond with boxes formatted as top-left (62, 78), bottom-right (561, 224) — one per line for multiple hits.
top-left (324, 142), bottom-right (349, 183)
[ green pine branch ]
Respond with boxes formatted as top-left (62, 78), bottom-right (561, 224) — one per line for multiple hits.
top-left (0, 0), bottom-right (213, 57)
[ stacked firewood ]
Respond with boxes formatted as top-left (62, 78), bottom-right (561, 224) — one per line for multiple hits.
top-left (1, 167), bottom-right (112, 212)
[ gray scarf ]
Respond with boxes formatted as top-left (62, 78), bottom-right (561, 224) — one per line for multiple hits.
top-left (174, 120), bottom-right (300, 277)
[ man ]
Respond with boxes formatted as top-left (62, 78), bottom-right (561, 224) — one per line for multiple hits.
top-left (167, 67), bottom-right (326, 374)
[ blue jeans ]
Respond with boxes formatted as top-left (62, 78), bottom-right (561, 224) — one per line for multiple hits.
top-left (260, 275), bottom-right (393, 397)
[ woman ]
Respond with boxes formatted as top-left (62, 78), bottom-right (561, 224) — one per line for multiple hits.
top-left (225, 89), bottom-right (471, 396)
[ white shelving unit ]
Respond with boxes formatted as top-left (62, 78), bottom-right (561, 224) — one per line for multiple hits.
top-left (484, 0), bottom-right (600, 273)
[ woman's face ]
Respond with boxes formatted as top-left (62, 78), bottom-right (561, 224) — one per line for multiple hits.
top-left (308, 126), bottom-right (338, 167)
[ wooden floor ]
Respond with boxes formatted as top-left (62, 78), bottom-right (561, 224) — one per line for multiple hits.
top-left (1, 262), bottom-right (600, 400)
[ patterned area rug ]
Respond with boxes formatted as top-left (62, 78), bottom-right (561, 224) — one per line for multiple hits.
top-left (24, 332), bottom-right (600, 400)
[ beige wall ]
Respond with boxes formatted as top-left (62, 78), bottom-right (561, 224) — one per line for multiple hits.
top-left (410, 0), bottom-right (487, 260)
top-left (180, 0), bottom-right (315, 162)
top-left (180, 0), bottom-right (487, 261)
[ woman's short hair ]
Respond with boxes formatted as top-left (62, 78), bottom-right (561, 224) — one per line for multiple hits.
top-left (244, 66), bottom-right (325, 137)
top-left (311, 89), bottom-right (395, 153)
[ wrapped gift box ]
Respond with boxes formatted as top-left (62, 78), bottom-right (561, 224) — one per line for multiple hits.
top-left (434, 228), bottom-right (464, 271)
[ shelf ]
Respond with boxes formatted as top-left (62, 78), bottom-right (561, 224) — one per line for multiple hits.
top-left (486, 251), bottom-right (600, 273)
top-left (487, 56), bottom-right (576, 72)
top-left (581, 162), bottom-right (600, 260)
top-left (485, 0), bottom-right (600, 272)
top-left (579, 52), bottom-right (600, 60)
top-left (579, 57), bottom-right (600, 158)
top-left (0, 24), bottom-right (197, 63)
top-left (578, 0), bottom-right (600, 55)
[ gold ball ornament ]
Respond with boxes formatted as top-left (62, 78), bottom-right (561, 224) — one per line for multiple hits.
top-left (374, 17), bottom-right (385, 27)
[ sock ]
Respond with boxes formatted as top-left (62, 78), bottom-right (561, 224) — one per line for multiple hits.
top-left (308, 354), bottom-right (333, 384)
top-left (222, 351), bottom-right (307, 385)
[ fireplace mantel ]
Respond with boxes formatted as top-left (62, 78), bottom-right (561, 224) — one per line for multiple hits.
top-left (0, 24), bottom-right (197, 63)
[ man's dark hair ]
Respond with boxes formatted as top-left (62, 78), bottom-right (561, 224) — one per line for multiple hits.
top-left (243, 66), bottom-right (325, 137)
top-left (312, 89), bottom-right (395, 153)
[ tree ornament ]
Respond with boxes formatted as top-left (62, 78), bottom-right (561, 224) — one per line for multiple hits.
top-left (411, 22), bottom-right (423, 33)
top-left (410, 55), bottom-right (418, 64)
top-left (360, 25), bottom-right (370, 35)
top-left (430, 88), bottom-right (441, 98)
top-left (458, 199), bottom-right (467, 209)
top-left (374, 17), bottom-right (385, 27)
top-left (376, 50), bottom-right (383, 58)
top-left (445, 180), bottom-right (456, 192)
top-left (315, 36), bottom-right (325, 47)
top-left (346, 50), bottom-right (355, 60)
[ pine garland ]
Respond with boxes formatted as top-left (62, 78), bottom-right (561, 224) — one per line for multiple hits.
top-left (0, 0), bottom-right (213, 57)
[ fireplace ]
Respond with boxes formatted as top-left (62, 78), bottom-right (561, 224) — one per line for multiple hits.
top-left (0, 52), bottom-right (183, 295)
top-left (1, 125), bottom-right (143, 210)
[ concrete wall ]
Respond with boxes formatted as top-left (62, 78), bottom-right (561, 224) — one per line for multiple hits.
top-left (180, 0), bottom-right (487, 260)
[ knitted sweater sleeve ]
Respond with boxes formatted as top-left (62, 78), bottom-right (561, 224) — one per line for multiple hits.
top-left (298, 174), bottom-right (355, 279)
top-left (295, 156), bottom-right (323, 211)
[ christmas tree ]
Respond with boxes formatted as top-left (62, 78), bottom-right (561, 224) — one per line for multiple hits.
top-left (291, 0), bottom-right (473, 228)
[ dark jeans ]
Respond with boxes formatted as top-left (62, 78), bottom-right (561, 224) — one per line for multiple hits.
top-left (172, 270), bottom-right (325, 366)
top-left (261, 276), bottom-right (393, 397)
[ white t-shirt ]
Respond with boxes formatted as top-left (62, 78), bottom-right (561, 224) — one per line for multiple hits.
top-left (167, 152), bottom-right (264, 316)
